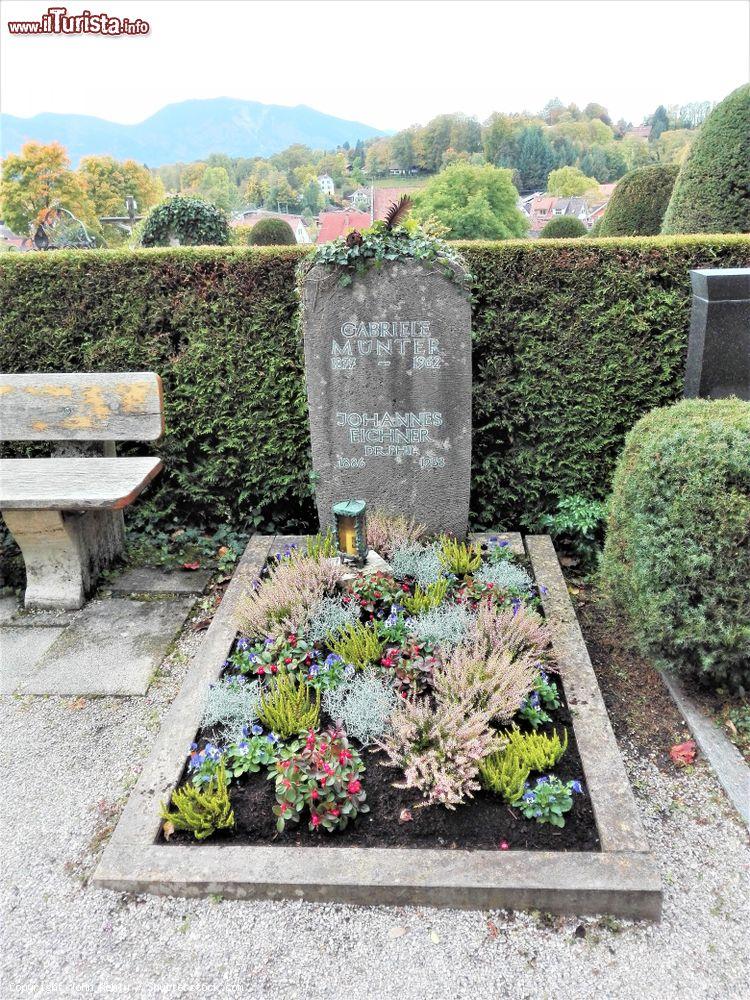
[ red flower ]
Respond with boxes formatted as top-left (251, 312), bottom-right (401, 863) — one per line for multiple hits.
top-left (330, 807), bottom-right (340, 817)
top-left (288, 634), bottom-right (297, 646)
top-left (374, 591), bottom-right (382, 599)
top-left (311, 814), bottom-right (320, 827)
top-left (257, 666), bottom-right (266, 676)
top-left (311, 789), bottom-right (319, 800)
top-left (280, 802), bottom-right (288, 813)
top-left (270, 664), bottom-right (278, 674)
top-left (347, 779), bottom-right (361, 794)
top-left (282, 778), bottom-right (291, 789)
top-left (284, 657), bottom-right (292, 665)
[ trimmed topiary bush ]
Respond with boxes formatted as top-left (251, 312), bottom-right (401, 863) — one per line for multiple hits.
top-left (539, 216), bottom-right (587, 239)
top-left (662, 84), bottom-right (750, 234)
top-left (140, 195), bottom-right (229, 247)
top-left (248, 218), bottom-right (296, 246)
top-left (601, 398), bottom-right (750, 691)
top-left (598, 164), bottom-right (679, 236)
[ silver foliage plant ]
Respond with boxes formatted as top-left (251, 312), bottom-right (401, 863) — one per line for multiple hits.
top-left (475, 560), bottom-right (534, 591)
top-left (390, 542), bottom-right (444, 585)
top-left (306, 595), bottom-right (361, 643)
top-left (407, 602), bottom-right (474, 651)
top-left (201, 676), bottom-right (261, 744)
top-left (323, 670), bottom-right (397, 746)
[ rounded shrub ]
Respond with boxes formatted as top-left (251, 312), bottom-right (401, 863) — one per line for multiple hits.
top-left (598, 164), bottom-right (679, 236)
top-left (539, 216), bottom-right (587, 239)
top-left (662, 84), bottom-right (750, 234)
top-left (601, 398), bottom-right (750, 691)
top-left (140, 195), bottom-right (229, 247)
top-left (248, 218), bottom-right (296, 246)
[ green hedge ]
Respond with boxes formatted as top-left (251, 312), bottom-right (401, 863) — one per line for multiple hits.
top-left (601, 399), bottom-right (750, 690)
top-left (1, 236), bottom-right (749, 533)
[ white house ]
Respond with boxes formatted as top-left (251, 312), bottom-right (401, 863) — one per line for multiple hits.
top-left (317, 174), bottom-right (335, 197)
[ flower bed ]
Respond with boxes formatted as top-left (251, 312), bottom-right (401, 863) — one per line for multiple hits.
top-left (162, 520), bottom-right (598, 853)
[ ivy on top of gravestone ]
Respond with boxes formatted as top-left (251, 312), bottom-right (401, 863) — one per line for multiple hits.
top-left (299, 196), bottom-right (470, 287)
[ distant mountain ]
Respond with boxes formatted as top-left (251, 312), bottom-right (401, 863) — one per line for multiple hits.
top-left (0, 97), bottom-right (387, 165)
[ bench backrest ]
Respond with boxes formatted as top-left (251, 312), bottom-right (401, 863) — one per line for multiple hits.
top-left (0, 372), bottom-right (164, 442)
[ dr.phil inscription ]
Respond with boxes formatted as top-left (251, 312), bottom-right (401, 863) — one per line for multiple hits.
top-left (302, 259), bottom-right (472, 536)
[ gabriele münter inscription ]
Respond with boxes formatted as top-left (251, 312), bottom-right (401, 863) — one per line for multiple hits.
top-left (302, 259), bottom-right (472, 537)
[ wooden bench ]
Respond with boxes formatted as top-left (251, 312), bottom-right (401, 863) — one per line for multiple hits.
top-left (0, 372), bottom-right (164, 610)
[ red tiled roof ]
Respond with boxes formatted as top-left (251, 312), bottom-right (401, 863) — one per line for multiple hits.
top-left (316, 211), bottom-right (372, 244)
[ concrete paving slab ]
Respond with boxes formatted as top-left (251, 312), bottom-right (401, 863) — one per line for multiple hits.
top-left (8, 607), bottom-right (78, 628)
top-left (8, 597), bottom-right (195, 697)
top-left (0, 626), bottom-right (66, 692)
top-left (108, 566), bottom-right (211, 596)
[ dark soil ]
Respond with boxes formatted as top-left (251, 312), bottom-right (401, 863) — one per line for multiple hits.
top-left (168, 679), bottom-right (599, 852)
top-left (569, 577), bottom-right (691, 769)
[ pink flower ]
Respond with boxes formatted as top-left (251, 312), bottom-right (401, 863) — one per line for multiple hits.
top-left (499, 840), bottom-right (510, 851)
top-left (282, 778), bottom-right (291, 789)
top-left (347, 780), bottom-right (361, 794)
top-left (280, 802), bottom-right (288, 813)
top-left (311, 789), bottom-right (319, 800)
top-left (311, 814), bottom-right (320, 828)
top-left (331, 807), bottom-right (340, 817)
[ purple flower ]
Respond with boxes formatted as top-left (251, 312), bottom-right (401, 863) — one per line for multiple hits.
top-left (571, 780), bottom-right (583, 794)
top-left (344, 664), bottom-right (356, 678)
top-left (251, 724), bottom-right (263, 736)
top-left (523, 791), bottom-right (535, 802)
top-left (325, 653), bottom-right (342, 668)
top-left (237, 637), bottom-right (249, 651)
top-left (267, 732), bottom-right (278, 743)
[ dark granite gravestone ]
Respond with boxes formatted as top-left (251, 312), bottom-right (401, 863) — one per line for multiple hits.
top-left (302, 259), bottom-right (472, 537)
top-left (685, 268), bottom-right (750, 401)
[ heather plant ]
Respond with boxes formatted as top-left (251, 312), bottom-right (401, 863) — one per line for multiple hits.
top-left (470, 602), bottom-right (554, 668)
top-left (257, 673), bottom-right (321, 738)
top-left (438, 536), bottom-right (482, 575)
top-left (402, 578), bottom-right (449, 615)
top-left (323, 670), bottom-right (397, 746)
top-left (161, 762), bottom-right (235, 841)
top-left (306, 596), bottom-right (362, 644)
top-left (407, 602), bottom-right (474, 651)
top-left (238, 551), bottom-right (346, 638)
top-left (518, 776), bottom-right (583, 827)
top-left (330, 620), bottom-right (386, 670)
top-left (390, 543), bottom-right (444, 585)
top-left (434, 643), bottom-right (537, 723)
top-left (475, 560), bottom-right (533, 593)
top-left (478, 746), bottom-right (529, 803)
top-left (200, 675), bottom-right (261, 744)
top-left (503, 724), bottom-right (568, 771)
top-left (366, 509), bottom-right (426, 558)
top-left (378, 697), bottom-right (500, 809)
top-left (270, 727), bottom-right (368, 832)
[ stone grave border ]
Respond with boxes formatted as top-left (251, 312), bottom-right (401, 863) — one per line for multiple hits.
top-left (94, 533), bottom-right (662, 920)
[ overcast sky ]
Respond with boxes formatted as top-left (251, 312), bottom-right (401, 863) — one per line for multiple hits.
top-left (1, 0), bottom-right (748, 130)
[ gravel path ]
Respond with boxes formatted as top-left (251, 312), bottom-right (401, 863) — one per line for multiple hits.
top-left (1, 624), bottom-right (748, 1000)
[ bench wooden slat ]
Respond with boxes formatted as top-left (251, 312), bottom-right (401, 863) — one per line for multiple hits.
top-left (0, 372), bottom-right (164, 442)
top-left (0, 457), bottom-right (163, 510)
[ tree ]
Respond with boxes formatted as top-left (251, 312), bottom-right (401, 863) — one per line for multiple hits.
top-left (578, 145), bottom-right (613, 182)
top-left (247, 217), bottom-right (296, 245)
top-left (302, 179), bottom-right (323, 215)
top-left (662, 84), bottom-right (750, 234)
top-left (515, 126), bottom-right (556, 191)
top-left (539, 216), bottom-right (587, 238)
top-left (620, 137), bottom-right (655, 171)
top-left (583, 102), bottom-right (611, 126)
top-left (598, 164), bottom-right (679, 236)
top-left (482, 113), bottom-right (522, 167)
top-left (540, 98), bottom-right (566, 124)
top-left (196, 166), bottom-right (239, 213)
top-left (140, 195), bottom-right (229, 246)
top-left (0, 141), bottom-right (96, 234)
top-left (546, 166), bottom-right (599, 197)
top-left (412, 162), bottom-right (527, 239)
top-left (79, 155), bottom-right (164, 218)
top-left (648, 105), bottom-right (670, 142)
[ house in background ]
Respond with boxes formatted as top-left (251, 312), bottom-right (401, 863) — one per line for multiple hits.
top-left (348, 187), bottom-right (372, 210)
top-left (523, 182), bottom-right (617, 235)
top-left (316, 210), bottom-right (372, 244)
top-left (624, 124), bottom-right (652, 141)
top-left (317, 174), bottom-right (335, 197)
top-left (232, 210), bottom-right (312, 244)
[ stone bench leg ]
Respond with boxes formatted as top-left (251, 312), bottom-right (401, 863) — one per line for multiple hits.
top-left (2, 508), bottom-right (125, 610)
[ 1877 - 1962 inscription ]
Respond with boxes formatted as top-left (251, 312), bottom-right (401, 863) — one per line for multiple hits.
top-left (302, 259), bottom-right (472, 537)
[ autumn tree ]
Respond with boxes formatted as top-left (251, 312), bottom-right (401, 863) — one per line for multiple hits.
top-left (546, 166), bottom-right (599, 197)
top-left (78, 155), bottom-right (164, 217)
top-left (0, 141), bottom-right (96, 234)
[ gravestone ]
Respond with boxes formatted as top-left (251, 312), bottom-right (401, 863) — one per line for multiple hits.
top-left (684, 268), bottom-right (750, 401)
top-left (302, 259), bottom-right (472, 537)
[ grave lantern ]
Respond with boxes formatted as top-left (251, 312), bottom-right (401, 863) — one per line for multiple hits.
top-left (331, 499), bottom-right (367, 566)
